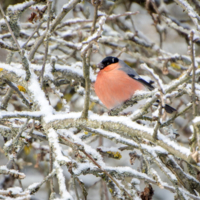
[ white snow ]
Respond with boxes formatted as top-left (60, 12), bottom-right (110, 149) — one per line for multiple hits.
top-left (73, 162), bottom-right (97, 175)
top-left (0, 63), bottom-right (26, 79)
top-left (193, 116), bottom-right (200, 124)
top-left (105, 166), bottom-right (154, 182)
top-left (28, 182), bottom-right (40, 190)
top-left (48, 128), bottom-right (71, 163)
top-left (7, 187), bottom-right (23, 195)
top-left (0, 111), bottom-right (42, 119)
top-left (28, 71), bottom-right (53, 116)
top-left (44, 112), bottom-right (81, 123)
top-left (8, 1), bottom-right (35, 12)
top-left (92, 128), bottom-right (139, 147)
top-left (4, 139), bottom-right (13, 147)
top-left (58, 129), bottom-right (104, 166)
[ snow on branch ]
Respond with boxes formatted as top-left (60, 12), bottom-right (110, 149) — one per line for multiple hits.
top-left (1, 0), bottom-right (200, 199)
top-left (42, 112), bottom-right (194, 167)
top-left (174, 0), bottom-right (200, 30)
top-left (46, 128), bottom-right (73, 200)
top-left (0, 166), bottom-right (25, 179)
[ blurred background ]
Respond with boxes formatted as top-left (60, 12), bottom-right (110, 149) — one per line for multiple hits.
top-left (0, 0), bottom-right (198, 199)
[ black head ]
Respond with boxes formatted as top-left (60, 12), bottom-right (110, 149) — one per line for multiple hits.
top-left (97, 56), bottom-right (119, 70)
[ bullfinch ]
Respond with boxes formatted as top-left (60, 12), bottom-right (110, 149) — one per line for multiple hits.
top-left (94, 56), bottom-right (176, 113)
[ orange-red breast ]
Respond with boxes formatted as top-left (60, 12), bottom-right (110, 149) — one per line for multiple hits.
top-left (94, 56), bottom-right (176, 113)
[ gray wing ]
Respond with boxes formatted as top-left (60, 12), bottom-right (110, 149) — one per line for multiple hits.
top-left (118, 60), bottom-right (154, 91)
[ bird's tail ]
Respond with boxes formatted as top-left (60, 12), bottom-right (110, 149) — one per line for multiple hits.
top-left (155, 100), bottom-right (176, 113)
top-left (164, 104), bottom-right (176, 113)
top-left (137, 78), bottom-right (155, 91)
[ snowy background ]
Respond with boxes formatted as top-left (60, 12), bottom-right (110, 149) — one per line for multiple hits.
top-left (0, 0), bottom-right (200, 200)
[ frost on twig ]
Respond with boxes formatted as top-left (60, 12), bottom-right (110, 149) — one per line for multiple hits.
top-left (0, 166), bottom-right (25, 179)
top-left (1, 0), bottom-right (200, 199)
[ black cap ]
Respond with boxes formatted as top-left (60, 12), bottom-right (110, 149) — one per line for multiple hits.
top-left (97, 56), bottom-right (119, 70)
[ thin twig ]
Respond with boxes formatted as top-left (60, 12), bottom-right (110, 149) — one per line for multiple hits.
top-left (0, 40), bottom-right (18, 51)
top-left (81, 5), bottom-right (107, 119)
top-left (190, 31), bottom-right (197, 117)
top-left (0, 3), bottom-right (30, 80)
top-left (0, 88), bottom-right (13, 110)
top-left (141, 63), bottom-right (165, 107)
top-left (73, 177), bottom-right (80, 200)
top-left (174, 0), bottom-right (200, 30)
top-left (152, 106), bottom-right (162, 140)
top-left (40, 1), bottom-right (52, 86)
top-left (13, 161), bottom-right (24, 191)
top-left (28, 33), bottom-right (46, 61)
top-left (28, 169), bottom-right (56, 195)
top-left (0, 4), bottom-right (21, 50)
top-left (22, 20), bottom-right (45, 48)
top-left (59, 135), bottom-right (133, 199)
top-left (160, 103), bottom-right (192, 128)
top-left (3, 79), bottom-right (31, 109)
top-left (82, 148), bottom-right (132, 199)
top-left (81, 1), bottom-right (100, 119)
top-left (49, 146), bottom-right (54, 193)
top-left (81, 55), bottom-right (90, 119)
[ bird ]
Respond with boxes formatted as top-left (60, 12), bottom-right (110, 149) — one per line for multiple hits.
top-left (94, 56), bottom-right (176, 113)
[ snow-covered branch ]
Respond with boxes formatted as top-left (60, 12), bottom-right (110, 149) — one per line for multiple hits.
top-left (1, 0), bottom-right (200, 199)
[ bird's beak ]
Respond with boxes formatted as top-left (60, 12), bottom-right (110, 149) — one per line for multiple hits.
top-left (97, 62), bottom-right (104, 70)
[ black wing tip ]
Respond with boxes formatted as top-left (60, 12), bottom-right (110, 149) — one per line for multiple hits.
top-left (137, 78), bottom-right (154, 90)
top-left (164, 104), bottom-right (177, 114)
